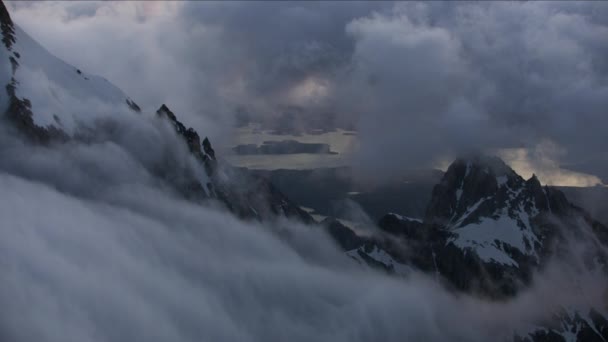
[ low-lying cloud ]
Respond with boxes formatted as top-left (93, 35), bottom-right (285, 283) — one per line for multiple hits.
top-left (0, 102), bottom-right (606, 342)
top-left (0, 159), bottom-right (605, 342)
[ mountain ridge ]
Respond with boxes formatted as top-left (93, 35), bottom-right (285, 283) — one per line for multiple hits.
top-left (0, 1), bottom-right (311, 224)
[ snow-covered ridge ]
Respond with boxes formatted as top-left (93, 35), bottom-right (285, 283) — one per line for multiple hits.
top-left (0, 2), bottom-right (312, 224)
top-left (0, 6), bottom-right (137, 136)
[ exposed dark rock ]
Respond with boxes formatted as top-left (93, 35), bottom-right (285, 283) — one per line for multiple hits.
top-left (155, 104), bottom-right (313, 224)
top-left (125, 98), bottom-right (141, 112)
top-left (0, 0), bottom-right (15, 50)
top-left (9, 55), bottom-right (17, 73)
top-left (378, 214), bottom-right (425, 239)
top-left (322, 218), bottom-right (366, 251)
top-left (5, 78), bottom-right (68, 144)
top-left (202, 137), bottom-right (214, 157)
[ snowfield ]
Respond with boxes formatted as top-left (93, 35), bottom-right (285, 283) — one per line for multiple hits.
top-left (1, 22), bottom-right (134, 135)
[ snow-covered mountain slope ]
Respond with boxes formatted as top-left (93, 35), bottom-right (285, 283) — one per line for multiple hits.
top-left (0, 2), bottom-right (311, 223)
top-left (0, 4), bottom-right (138, 138)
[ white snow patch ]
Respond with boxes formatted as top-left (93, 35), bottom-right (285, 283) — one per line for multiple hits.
top-left (559, 321), bottom-right (581, 342)
top-left (450, 197), bottom-right (488, 228)
top-left (7, 24), bottom-right (131, 135)
top-left (449, 214), bottom-right (541, 267)
top-left (513, 204), bottom-right (540, 261)
top-left (507, 185), bottom-right (523, 201)
top-left (388, 213), bottom-right (422, 223)
top-left (496, 175), bottom-right (508, 187)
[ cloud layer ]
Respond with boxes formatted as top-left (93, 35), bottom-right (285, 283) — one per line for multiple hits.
top-left (7, 1), bottom-right (608, 180)
top-left (0, 121), bottom-right (605, 342)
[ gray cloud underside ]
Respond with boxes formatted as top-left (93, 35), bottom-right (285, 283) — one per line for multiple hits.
top-left (7, 1), bottom-right (608, 178)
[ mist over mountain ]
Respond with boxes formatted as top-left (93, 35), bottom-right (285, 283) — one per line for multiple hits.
top-left (8, 1), bottom-right (608, 182)
top-left (1, 2), bottom-right (607, 342)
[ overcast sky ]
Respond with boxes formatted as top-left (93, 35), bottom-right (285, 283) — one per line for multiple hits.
top-left (7, 1), bottom-right (608, 183)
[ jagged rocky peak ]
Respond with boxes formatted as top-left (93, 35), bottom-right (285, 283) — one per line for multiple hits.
top-left (157, 104), bottom-right (177, 121)
top-left (202, 137), bottom-right (215, 160)
top-left (0, 0), bottom-right (15, 50)
top-left (155, 104), bottom-right (216, 175)
top-left (426, 155), bottom-right (523, 224)
top-left (126, 98), bottom-right (141, 112)
top-left (425, 155), bottom-right (574, 227)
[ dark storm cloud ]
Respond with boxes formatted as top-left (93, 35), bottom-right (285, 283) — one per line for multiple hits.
top-left (177, 2), bottom-right (388, 95)
top-left (8, 1), bottom-right (608, 180)
top-left (338, 2), bottom-right (608, 180)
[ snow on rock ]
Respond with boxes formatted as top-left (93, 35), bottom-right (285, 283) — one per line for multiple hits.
top-left (448, 215), bottom-right (537, 267)
top-left (347, 245), bottom-right (411, 276)
top-left (449, 196), bottom-right (489, 228)
top-left (496, 175), bottom-right (508, 187)
top-left (2, 21), bottom-right (135, 135)
top-left (448, 196), bottom-right (541, 266)
top-left (387, 212), bottom-right (422, 223)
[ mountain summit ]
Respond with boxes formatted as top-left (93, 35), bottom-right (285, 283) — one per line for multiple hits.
top-left (425, 155), bottom-right (576, 269)
top-left (327, 155), bottom-right (608, 341)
